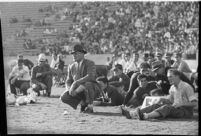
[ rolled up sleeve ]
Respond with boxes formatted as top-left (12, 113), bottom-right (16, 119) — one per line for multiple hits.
top-left (185, 85), bottom-right (197, 102)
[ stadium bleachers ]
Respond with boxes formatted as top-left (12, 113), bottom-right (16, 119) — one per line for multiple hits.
top-left (1, 2), bottom-right (74, 56)
top-left (0, 2), bottom-right (199, 57)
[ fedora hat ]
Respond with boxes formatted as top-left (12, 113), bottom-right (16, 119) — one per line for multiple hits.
top-left (71, 44), bottom-right (87, 54)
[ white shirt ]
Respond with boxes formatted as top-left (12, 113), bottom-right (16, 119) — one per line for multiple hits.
top-left (168, 80), bottom-right (197, 105)
top-left (10, 65), bottom-right (30, 80)
top-left (172, 60), bottom-right (192, 73)
top-left (50, 57), bottom-right (59, 68)
top-left (126, 59), bottom-right (143, 72)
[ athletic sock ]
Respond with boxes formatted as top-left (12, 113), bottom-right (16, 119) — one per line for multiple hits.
top-left (144, 113), bottom-right (148, 119)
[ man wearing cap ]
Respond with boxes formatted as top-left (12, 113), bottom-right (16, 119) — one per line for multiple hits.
top-left (151, 61), bottom-right (171, 95)
top-left (17, 54), bottom-right (34, 72)
top-left (155, 52), bottom-right (166, 67)
top-left (8, 59), bottom-right (30, 95)
top-left (123, 62), bottom-right (155, 106)
top-left (109, 64), bottom-right (130, 97)
top-left (164, 52), bottom-right (174, 68)
top-left (60, 44), bottom-right (101, 113)
top-left (30, 53), bottom-right (53, 97)
top-left (172, 52), bottom-right (192, 73)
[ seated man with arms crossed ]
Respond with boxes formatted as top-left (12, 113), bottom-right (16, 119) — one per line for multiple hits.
top-left (123, 62), bottom-right (155, 106)
top-left (125, 74), bottom-right (159, 108)
top-left (108, 64), bottom-right (130, 97)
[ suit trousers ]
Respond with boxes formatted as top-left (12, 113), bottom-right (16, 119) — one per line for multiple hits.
top-left (60, 82), bottom-right (101, 109)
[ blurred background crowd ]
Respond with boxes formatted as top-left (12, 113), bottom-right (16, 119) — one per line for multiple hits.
top-left (67, 2), bottom-right (199, 57)
top-left (2, 2), bottom-right (199, 59)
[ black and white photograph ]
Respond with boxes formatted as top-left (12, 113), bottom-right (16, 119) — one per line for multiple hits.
top-left (1, 0), bottom-right (199, 134)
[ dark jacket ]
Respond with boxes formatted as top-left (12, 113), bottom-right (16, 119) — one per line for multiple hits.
top-left (31, 63), bottom-right (52, 85)
top-left (105, 85), bottom-right (124, 106)
top-left (56, 59), bottom-right (65, 71)
top-left (123, 72), bottom-right (155, 105)
top-left (96, 85), bottom-right (125, 106)
top-left (66, 59), bottom-right (96, 88)
top-left (154, 73), bottom-right (170, 95)
top-left (108, 73), bottom-right (130, 91)
top-left (130, 81), bottom-right (158, 107)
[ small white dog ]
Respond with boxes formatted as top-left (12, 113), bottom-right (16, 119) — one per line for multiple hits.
top-left (6, 88), bottom-right (38, 106)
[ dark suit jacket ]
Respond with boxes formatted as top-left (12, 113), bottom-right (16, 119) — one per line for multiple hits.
top-left (108, 73), bottom-right (130, 92)
top-left (123, 72), bottom-right (155, 105)
top-left (96, 85), bottom-right (124, 106)
top-left (106, 85), bottom-right (124, 106)
top-left (31, 64), bottom-right (52, 85)
top-left (66, 59), bottom-right (96, 88)
top-left (130, 82), bottom-right (158, 107)
top-left (154, 73), bottom-right (170, 95)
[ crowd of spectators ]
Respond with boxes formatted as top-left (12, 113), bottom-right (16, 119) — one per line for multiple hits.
top-left (66, 2), bottom-right (199, 56)
top-left (7, 2), bottom-right (199, 57)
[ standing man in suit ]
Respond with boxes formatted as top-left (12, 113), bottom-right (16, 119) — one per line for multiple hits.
top-left (60, 44), bottom-right (101, 113)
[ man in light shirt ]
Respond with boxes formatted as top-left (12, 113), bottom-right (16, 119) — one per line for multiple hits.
top-left (172, 52), bottom-right (192, 73)
top-left (121, 69), bottom-right (197, 120)
top-left (126, 52), bottom-right (142, 75)
top-left (8, 59), bottom-right (31, 95)
top-left (119, 51), bottom-right (132, 73)
top-left (50, 52), bottom-right (59, 69)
